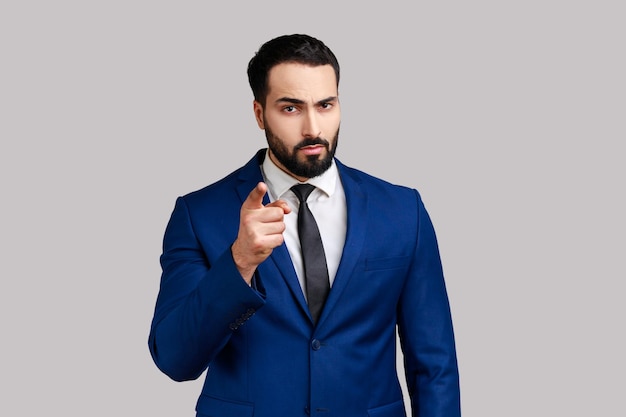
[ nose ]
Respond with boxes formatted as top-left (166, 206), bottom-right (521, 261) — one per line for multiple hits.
top-left (302, 110), bottom-right (321, 139)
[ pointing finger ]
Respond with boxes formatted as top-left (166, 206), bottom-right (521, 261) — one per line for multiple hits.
top-left (243, 182), bottom-right (267, 209)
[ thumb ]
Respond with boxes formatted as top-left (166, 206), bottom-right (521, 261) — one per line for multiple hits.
top-left (242, 182), bottom-right (268, 209)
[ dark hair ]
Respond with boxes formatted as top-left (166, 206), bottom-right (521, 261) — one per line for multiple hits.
top-left (247, 34), bottom-right (340, 106)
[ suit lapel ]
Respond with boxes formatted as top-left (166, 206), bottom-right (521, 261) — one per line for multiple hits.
top-left (316, 161), bottom-right (368, 328)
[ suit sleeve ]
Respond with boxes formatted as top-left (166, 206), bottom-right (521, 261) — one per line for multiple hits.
top-left (397, 190), bottom-right (461, 416)
top-left (148, 196), bottom-right (266, 382)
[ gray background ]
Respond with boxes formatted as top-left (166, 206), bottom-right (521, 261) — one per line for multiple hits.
top-left (1, 1), bottom-right (624, 416)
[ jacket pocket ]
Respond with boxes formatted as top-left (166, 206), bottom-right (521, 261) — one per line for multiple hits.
top-left (364, 256), bottom-right (410, 271)
top-left (367, 399), bottom-right (407, 417)
top-left (196, 394), bottom-right (253, 417)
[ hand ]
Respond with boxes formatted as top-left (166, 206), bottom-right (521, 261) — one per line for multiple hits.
top-left (231, 182), bottom-right (291, 284)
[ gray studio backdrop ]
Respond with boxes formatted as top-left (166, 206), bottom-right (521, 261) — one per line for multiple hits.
top-left (1, 1), bottom-right (624, 416)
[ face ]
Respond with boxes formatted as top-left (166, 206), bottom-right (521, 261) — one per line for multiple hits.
top-left (253, 63), bottom-right (341, 181)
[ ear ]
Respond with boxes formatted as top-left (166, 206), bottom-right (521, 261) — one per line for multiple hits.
top-left (253, 100), bottom-right (264, 129)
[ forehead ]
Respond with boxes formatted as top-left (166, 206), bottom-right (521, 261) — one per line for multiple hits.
top-left (266, 63), bottom-right (338, 100)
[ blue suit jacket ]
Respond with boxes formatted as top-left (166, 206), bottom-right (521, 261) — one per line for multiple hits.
top-left (149, 150), bottom-right (460, 417)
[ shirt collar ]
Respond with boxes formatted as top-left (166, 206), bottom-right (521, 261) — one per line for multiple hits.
top-left (261, 149), bottom-right (339, 200)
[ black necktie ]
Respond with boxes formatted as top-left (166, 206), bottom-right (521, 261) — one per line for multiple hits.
top-left (291, 184), bottom-right (330, 324)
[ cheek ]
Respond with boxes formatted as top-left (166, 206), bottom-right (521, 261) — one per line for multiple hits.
top-left (322, 116), bottom-right (341, 136)
top-left (268, 117), bottom-right (301, 143)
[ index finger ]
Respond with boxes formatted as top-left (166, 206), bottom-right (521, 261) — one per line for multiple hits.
top-left (242, 182), bottom-right (268, 209)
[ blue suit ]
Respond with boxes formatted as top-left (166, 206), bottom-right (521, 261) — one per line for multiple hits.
top-left (148, 150), bottom-right (460, 417)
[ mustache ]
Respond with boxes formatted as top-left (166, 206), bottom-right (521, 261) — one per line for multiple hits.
top-left (294, 137), bottom-right (330, 150)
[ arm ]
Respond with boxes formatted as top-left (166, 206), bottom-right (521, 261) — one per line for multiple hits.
top-left (148, 195), bottom-right (265, 381)
top-left (397, 191), bottom-right (461, 417)
top-left (148, 183), bottom-right (290, 382)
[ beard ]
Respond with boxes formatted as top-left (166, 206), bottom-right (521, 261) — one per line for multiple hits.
top-left (264, 123), bottom-right (339, 179)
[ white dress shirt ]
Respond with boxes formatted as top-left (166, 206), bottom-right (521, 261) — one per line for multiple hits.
top-left (261, 150), bottom-right (347, 297)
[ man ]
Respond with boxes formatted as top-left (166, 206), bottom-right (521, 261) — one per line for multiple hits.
top-left (149, 34), bottom-right (461, 417)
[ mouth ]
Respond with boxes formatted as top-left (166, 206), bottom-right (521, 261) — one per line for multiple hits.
top-left (295, 137), bottom-right (329, 157)
top-left (298, 144), bottom-right (326, 156)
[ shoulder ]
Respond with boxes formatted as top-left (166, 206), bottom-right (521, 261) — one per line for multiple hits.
top-left (336, 158), bottom-right (421, 203)
top-left (184, 168), bottom-right (242, 201)
top-left (178, 150), bottom-right (264, 210)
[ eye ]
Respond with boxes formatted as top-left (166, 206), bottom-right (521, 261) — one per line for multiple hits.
top-left (319, 102), bottom-right (333, 110)
top-left (283, 105), bottom-right (297, 113)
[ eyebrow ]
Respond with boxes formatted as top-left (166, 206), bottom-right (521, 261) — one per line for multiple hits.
top-left (275, 96), bottom-right (338, 106)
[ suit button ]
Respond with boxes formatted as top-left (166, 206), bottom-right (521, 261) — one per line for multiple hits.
top-left (311, 339), bottom-right (321, 350)
top-left (229, 323), bottom-right (238, 330)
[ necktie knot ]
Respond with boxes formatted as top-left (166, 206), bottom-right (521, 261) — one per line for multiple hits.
top-left (291, 184), bottom-right (316, 203)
